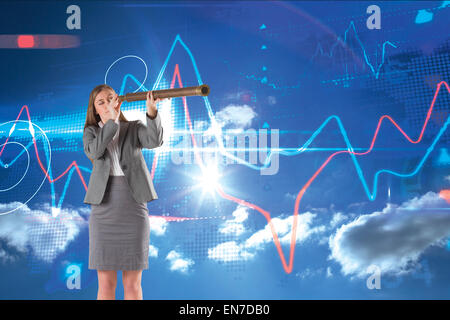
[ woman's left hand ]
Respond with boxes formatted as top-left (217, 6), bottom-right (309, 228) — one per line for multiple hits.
top-left (146, 90), bottom-right (169, 118)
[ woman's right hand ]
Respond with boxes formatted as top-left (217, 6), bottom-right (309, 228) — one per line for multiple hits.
top-left (105, 93), bottom-right (122, 122)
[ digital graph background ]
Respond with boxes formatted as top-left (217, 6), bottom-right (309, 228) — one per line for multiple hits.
top-left (0, 1), bottom-right (449, 299)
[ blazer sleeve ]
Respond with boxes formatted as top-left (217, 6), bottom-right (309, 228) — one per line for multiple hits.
top-left (136, 111), bottom-right (164, 149)
top-left (83, 119), bottom-right (119, 160)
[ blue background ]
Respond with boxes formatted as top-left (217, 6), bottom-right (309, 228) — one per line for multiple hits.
top-left (0, 0), bottom-right (449, 299)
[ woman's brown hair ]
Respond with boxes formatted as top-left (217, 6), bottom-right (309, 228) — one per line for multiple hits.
top-left (84, 84), bottom-right (129, 164)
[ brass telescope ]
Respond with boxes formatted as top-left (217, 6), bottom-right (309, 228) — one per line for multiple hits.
top-left (118, 84), bottom-right (210, 102)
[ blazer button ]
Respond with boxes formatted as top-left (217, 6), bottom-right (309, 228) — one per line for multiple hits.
top-left (122, 164), bottom-right (128, 170)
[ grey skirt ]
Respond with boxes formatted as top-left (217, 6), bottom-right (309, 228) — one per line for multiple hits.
top-left (88, 175), bottom-right (150, 270)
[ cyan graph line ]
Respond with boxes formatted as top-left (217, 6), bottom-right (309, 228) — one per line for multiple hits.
top-left (101, 52), bottom-right (449, 207)
top-left (2, 34), bottom-right (446, 211)
top-left (312, 20), bottom-right (398, 80)
top-left (0, 140), bottom-right (33, 167)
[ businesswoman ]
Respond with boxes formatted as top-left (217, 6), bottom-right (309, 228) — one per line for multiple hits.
top-left (83, 84), bottom-right (166, 300)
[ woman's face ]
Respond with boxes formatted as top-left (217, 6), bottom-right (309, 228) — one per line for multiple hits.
top-left (94, 89), bottom-right (115, 120)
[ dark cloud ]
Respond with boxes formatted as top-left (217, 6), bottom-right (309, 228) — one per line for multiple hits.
top-left (329, 191), bottom-right (450, 278)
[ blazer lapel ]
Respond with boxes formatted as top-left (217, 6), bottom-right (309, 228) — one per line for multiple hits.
top-left (118, 121), bottom-right (129, 157)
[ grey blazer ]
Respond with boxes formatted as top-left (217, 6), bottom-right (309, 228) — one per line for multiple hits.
top-left (83, 111), bottom-right (163, 205)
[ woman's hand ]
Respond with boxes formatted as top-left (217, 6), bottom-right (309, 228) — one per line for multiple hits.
top-left (105, 93), bottom-right (122, 122)
top-left (146, 90), bottom-right (169, 118)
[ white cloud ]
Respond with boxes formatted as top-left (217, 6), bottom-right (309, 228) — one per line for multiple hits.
top-left (0, 202), bottom-right (87, 264)
top-left (148, 244), bottom-right (158, 258)
top-left (284, 192), bottom-right (297, 200)
top-left (329, 212), bottom-right (348, 228)
top-left (165, 250), bottom-right (194, 274)
top-left (214, 104), bottom-right (257, 130)
top-left (149, 216), bottom-right (168, 236)
top-left (200, 104), bottom-right (257, 145)
top-left (0, 248), bottom-right (16, 263)
top-left (208, 211), bottom-right (326, 263)
top-left (218, 205), bottom-right (249, 236)
top-left (244, 212), bottom-right (326, 250)
top-left (328, 191), bottom-right (450, 278)
top-left (326, 267), bottom-right (333, 278)
top-left (295, 267), bottom-right (324, 279)
top-left (208, 241), bottom-right (255, 262)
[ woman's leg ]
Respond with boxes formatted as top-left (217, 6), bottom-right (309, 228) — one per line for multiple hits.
top-left (97, 270), bottom-right (117, 300)
top-left (122, 270), bottom-right (143, 300)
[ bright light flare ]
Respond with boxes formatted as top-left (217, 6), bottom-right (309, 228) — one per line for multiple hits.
top-left (194, 165), bottom-right (222, 196)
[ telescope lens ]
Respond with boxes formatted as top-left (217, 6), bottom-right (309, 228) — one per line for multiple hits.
top-left (201, 85), bottom-right (209, 95)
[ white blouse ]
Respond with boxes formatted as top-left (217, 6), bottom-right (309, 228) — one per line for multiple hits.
top-left (98, 118), bottom-right (125, 176)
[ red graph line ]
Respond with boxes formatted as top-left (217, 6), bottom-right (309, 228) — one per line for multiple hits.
top-left (2, 65), bottom-right (449, 273)
top-left (213, 81), bottom-right (449, 274)
top-left (0, 105), bottom-right (87, 188)
top-left (0, 68), bottom-right (196, 222)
